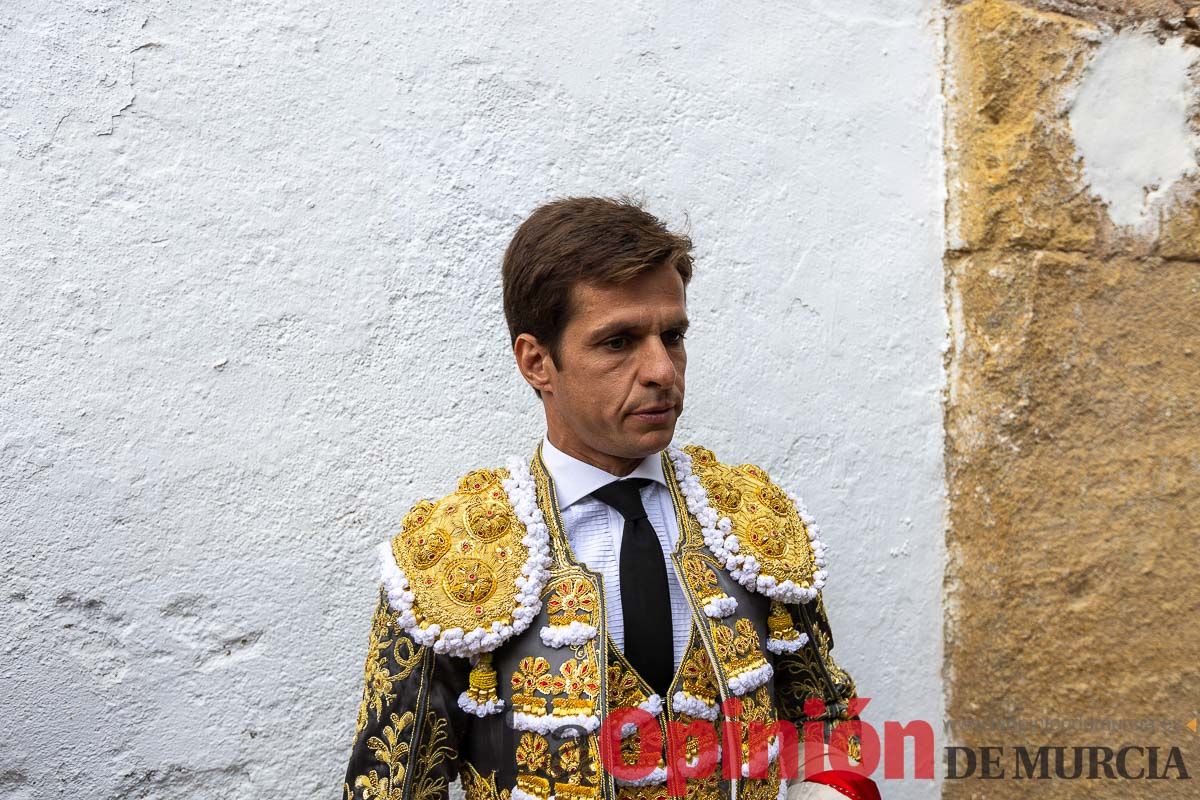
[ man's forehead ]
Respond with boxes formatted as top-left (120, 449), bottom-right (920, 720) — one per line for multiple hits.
top-left (563, 271), bottom-right (687, 331)
top-left (571, 275), bottom-right (686, 306)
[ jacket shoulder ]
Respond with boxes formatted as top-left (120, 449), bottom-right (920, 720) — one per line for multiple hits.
top-left (672, 443), bottom-right (829, 603)
top-left (375, 463), bottom-right (550, 658)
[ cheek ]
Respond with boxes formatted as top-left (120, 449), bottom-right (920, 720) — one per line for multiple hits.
top-left (594, 377), bottom-right (628, 423)
top-left (564, 364), bottom-right (621, 420)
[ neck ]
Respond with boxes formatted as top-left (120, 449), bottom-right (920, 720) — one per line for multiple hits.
top-left (543, 411), bottom-right (644, 477)
top-left (545, 431), bottom-right (642, 477)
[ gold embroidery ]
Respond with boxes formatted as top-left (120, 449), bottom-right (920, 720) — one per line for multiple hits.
top-left (407, 527), bottom-right (451, 569)
top-left (551, 656), bottom-right (601, 699)
top-left (706, 477), bottom-right (743, 515)
top-left (774, 650), bottom-right (825, 716)
top-left (355, 710), bottom-right (414, 800)
top-left (458, 468), bottom-right (501, 493)
top-left (744, 516), bottom-right (789, 558)
top-left (546, 577), bottom-right (598, 626)
top-left (615, 785), bottom-right (671, 800)
top-left (682, 445), bottom-right (820, 593)
top-left (512, 442), bottom-right (826, 800)
top-left (682, 775), bottom-right (719, 800)
top-left (604, 627), bottom-right (733, 800)
top-left (554, 784), bottom-right (600, 800)
top-left (527, 451), bottom-right (608, 800)
top-left (681, 555), bottom-right (727, 605)
top-left (513, 694), bottom-right (549, 715)
top-left (775, 596), bottom-right (859, 724)
top-left (711, 617), bottom-right (769, 679)
top-left (442, 557), bottom-right (498, 605)
top-left (402, 499), bottom-right (436, 532)
top-left (551, 737), bottom-right (601, 800)
top-left (517, 774), bottom-right (552, 800)
top-left (511, 655), bottom-right (555, 714)
top-left (740, 684), bottom-right (776, 726)
top-left (737, 685), bottom-right (783, 796)
top-left (554, 697), bottom-right (596, 717)
top-left (738, 769), bottom-right (780, 800)
top-left (512, 656), bottom-right (554, 694)
top-left (464, 494), bottom-right (518, 542)
top-left (555, 738), bottom-right (583, 777)
top-left (620, 733), bottom-right (645, 766)
top-left (676, 636), bottom-right (719, 708)
top-left (733, 619), bottom-right (759, 658)
top-left (356, 595), bottom-right (423, 736)
top-left (607, 659), bottom-right (649, 710)
top-left (516, 733), bottom-right (551, 772)
top-left (411, 710), bottom-right (456, 800)
top-left (754, 481), bottom-right (792, 517)
top-left (392, 468), bottom-right (528, 637)
top-left (548, 656), bottom-right (600, 718)
top-left (848, 734), bottom-right (863, 762)
top-left (462, 764), bottom-right (509, 800)
top-left (814, 627), bottom-right (853, 688)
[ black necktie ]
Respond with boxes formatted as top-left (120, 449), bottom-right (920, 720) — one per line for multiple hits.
top-left (589, 477), bottom-right (673, 697)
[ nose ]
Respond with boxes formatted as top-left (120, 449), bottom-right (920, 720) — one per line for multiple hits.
top-left (638, 336), bottom-right (678, 388)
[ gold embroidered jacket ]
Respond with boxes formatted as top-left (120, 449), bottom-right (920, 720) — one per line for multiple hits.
top-left (344, 443), bottom-right (862, 800)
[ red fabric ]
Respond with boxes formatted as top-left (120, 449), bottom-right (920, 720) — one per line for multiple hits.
top-left (804, 769), bottom-right (881, 800)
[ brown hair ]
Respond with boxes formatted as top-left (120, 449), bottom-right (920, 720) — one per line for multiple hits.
top-left (502, 195), bottom-right (694, 387)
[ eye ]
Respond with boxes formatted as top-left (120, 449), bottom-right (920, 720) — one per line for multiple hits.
top-left (664, 330), bottom-right (687, 346)
top-left (603, 337), bottom-right (627, 351)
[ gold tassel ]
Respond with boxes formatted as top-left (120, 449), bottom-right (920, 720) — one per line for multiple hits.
top-left (767, 601), bottom-right (800, 642)
top-left (467, 652), bottom-right (500, 705)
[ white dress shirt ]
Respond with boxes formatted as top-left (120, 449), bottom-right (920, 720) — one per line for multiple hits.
top-left (539, 434), bottom-right (692, 671)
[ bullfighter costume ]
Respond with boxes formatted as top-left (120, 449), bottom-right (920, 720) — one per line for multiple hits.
top-left (343, 439), bottom-right (864, 800)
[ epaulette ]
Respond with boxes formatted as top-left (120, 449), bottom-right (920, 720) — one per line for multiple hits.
top-left (376, 458), bottom-right (551, 659)
top-left (666, 444), bottom-right (828, 604)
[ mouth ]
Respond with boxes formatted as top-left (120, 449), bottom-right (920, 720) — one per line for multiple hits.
top-left (631, 404), bottom-right (675, 424)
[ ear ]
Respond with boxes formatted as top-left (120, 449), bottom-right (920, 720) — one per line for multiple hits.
top-left (513, 333), bottom-right (555, 394)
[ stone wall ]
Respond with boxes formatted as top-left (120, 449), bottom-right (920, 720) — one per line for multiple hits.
top-left (943, 0), bottom-right (1200, 796)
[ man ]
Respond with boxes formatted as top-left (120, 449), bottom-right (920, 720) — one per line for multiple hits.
top-left (343, 197), bottom-right (875, 800)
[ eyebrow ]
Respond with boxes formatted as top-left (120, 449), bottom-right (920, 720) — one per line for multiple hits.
top-left (592, 317), bottom-right (690, 340)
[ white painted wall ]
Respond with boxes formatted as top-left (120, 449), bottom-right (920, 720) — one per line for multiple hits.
top-left (0, 1), bottom-right (945, 798)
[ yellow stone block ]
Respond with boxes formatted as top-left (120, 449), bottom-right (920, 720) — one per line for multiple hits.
top-left (1159, 180), bottom-right (1200, 261)
top-left (945, 248), bottom-right (1200, 798)
top-left (947, 0), bottom-right (1106, 251)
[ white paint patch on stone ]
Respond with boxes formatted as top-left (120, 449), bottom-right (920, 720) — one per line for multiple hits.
top-left (1068, 30), bottom-right (1200, 230)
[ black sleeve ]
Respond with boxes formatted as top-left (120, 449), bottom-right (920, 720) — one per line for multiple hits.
top-left (343, 586), bottom-right (472, 800)
top-left (771, 592), bottom-right (863, 761)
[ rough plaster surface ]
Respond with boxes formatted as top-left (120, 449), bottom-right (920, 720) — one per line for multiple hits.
top-left (1068, 30), bottom-right (1200, 230)
top-left (0, 1), bottom-right (945, 798)
top-left (945, 1), bottom-right (1200, 797)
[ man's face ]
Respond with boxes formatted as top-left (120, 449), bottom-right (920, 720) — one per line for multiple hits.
top-left (539, 262), bottom-right (688, 467)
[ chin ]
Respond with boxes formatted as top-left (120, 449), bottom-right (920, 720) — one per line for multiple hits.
top-left (638, 425), bottom-right (676, 452)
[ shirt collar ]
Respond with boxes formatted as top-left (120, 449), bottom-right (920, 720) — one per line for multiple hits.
top-left (539, 434), bottom-right (668, 510)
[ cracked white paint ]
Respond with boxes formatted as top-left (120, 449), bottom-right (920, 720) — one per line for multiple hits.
top-left (1068, 30), bottom-right (1200, 230)
top-left (0, 2), bottom-right (944, 798)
